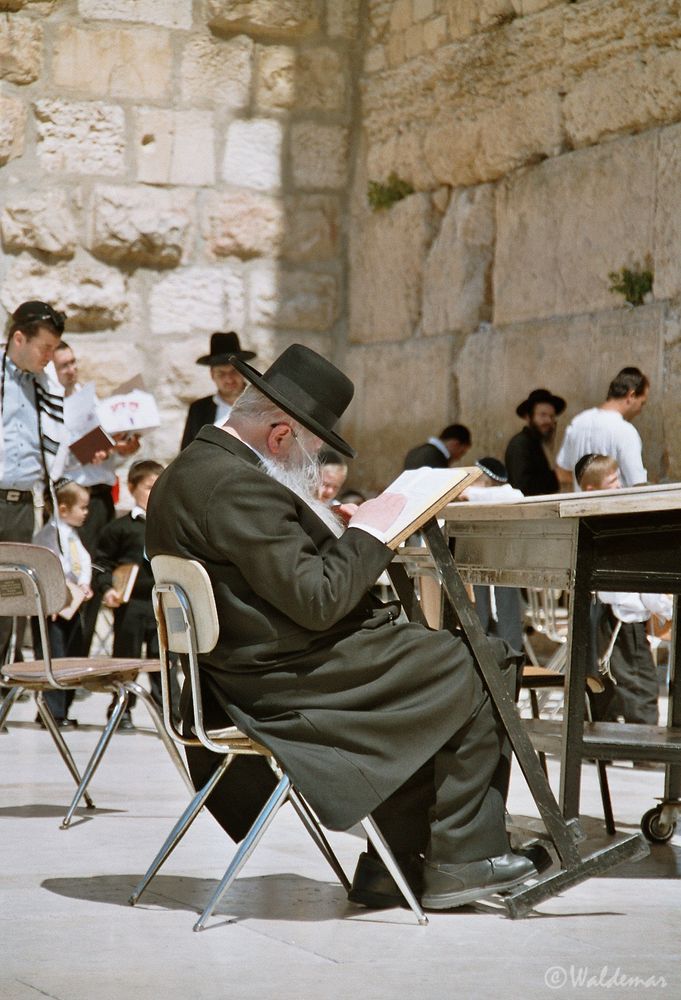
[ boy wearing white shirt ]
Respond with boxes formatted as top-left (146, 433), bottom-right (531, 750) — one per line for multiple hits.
top-left (577, 454), bottom-right (670, 725)
top-left (33, 480), bottom-right (92, 728)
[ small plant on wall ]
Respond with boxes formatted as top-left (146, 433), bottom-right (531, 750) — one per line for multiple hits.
top-left (367, 172), bottom-right (414, 211)
top-left (608, 263), bottom-right (654, 307)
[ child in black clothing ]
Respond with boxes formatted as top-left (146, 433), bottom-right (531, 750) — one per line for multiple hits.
top-left (95, 459), bottom-right (165, 731)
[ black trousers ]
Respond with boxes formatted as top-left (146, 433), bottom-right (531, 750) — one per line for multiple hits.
top-left (590, 606), bottom-right (659, 725)
top-left (0, 498), bottom-right (35, 663)
top-left (77, 488), bottom-right (115, 656)
top-left (111, 598), bottom-right (161, 709)
top-left (32, 612), bottom-right (86, 720)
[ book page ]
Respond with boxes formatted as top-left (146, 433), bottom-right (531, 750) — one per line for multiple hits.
top-left (371, 467), bottom-right (481, 549)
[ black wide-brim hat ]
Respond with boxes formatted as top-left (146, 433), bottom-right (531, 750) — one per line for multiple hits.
top-left (230, 343), bottom-right (356, 458)
top-left (197, 331), bottom-right (256, 366)
top-left (516, 388), bottom-right (566, 419)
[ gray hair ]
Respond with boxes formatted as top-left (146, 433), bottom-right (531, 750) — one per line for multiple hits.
top-left (229, 384), bottom-right (288, 424)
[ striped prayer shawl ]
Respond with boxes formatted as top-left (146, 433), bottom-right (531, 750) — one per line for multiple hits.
top-left (0, 354), bottom-right (66, 485)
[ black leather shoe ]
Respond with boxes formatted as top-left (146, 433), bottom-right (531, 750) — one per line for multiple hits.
top-left (421, 852), bottom-right (537, 910)
top-left (347, 852), bottom-right (422, 910)
top-left (116, 712), bottom-right (136, 732)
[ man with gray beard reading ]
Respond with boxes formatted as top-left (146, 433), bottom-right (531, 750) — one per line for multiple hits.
top-left (145, 344), bottom-right (536, 911)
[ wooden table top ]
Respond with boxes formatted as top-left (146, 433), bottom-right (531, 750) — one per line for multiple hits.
top-left (442, 482), bottom-right (681, 523)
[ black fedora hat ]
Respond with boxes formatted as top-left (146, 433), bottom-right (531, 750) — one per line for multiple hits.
top-left (516, 388), bottom-right (566, 419)
top-left (230, 344), bottom-right (356, 458)
top-left (197, 331), bottom-right (255, 366)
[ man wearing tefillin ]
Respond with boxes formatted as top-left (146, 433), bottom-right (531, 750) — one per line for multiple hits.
top-left (146, 344), bottom-right (537, 910)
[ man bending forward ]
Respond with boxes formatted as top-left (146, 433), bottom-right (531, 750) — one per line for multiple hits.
top-left (146, 344), bottom-right (536, 910)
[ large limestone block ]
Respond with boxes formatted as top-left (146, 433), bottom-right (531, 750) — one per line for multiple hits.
top-left (349, 192), bottom-right (435, 343)
top-left (494, 133), bottom-right (656, 325)
top-left (88, 186), bottom-right (195, 268)
top-left (1, 190), bottom-right (77, 257)
top-left (564, 51), bottom-right (681, 149)
top-left (1, 256), bottom-right (128, 330)
top-left (282, 194), bottom-right (340, 262)
top-left (256, 45), bottom-right (346, 113)
top-left (0, 92), bottom-right (26, 164)
top-left (0, 15), bottom-right (42, 84)
top-left (327, 0), bottom-right (360, 38)
top-left (78, 0), bottom-right (192, 29)
top-left (660, 316), bottom-right (681, 481)
top-left (290, 123), bottom-right (349, 189)
top-left (249, 264), bottom-right (338, 331)
top-left (35, 100), bottom-right (125, 176)
top-left (180, 33), bottom-right (253, 108)
top-left (52, 26), bottom-right (172, 100)
top-left (223, 118), bottom-right (283, 191)
top-left (511, 0), bottom-right (562, 13)
top-left (0, 0), bottom-right (57, 10)
top-left (457, 305), bottom-right (666, 477)
top-left (69, 334), bottom-right (145, 397)
top-left (204, 190), bottom-right (284, 258)
top-left (207, 0), bottom-right (319, 38)
top-left (423, 90), bottom-right (563, 188)
top-left (422, 184), bottom-right (495, 336)
top-left (654, 123), bottom-right (681, 301)
top-left (343, 337), bottom-right (453, 491)
top-left (136, 109), bottom-right (215, 186)
top-left (447, 0), bottom-right (515, 40)
top-left (149, 265), bottom-right (245, 336)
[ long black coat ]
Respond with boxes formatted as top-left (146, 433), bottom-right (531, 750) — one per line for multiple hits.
top-left (146, 427), bottom-right (489, 833)
top-left (180, 395), bottom-right (217, 450)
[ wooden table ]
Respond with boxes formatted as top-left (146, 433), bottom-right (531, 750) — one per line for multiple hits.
top-left (389, 483), bottom-right (681, 914)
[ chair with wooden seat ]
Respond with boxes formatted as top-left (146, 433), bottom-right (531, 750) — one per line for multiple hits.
top-left (129, 554), bottom-right (427, 930)
top-left (0, 542), bottom-right (192, 828)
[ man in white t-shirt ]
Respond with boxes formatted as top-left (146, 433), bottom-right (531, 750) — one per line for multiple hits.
top-left (555, 367), bottom-right (649, 488)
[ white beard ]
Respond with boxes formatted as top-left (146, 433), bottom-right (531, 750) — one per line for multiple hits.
top-left (259, 453), bottom-right (344, 538)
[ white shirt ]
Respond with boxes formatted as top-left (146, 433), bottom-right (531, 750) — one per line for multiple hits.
top-left (45, 373), bottom-right (118, 487)
top-left (598, 591), bottom-right (673, 624)
top-left (556, 407), bottom-right (646, 488)
top-left (213, 394), bottom-right (232, 428)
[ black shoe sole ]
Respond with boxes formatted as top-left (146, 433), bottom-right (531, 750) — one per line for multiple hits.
top-left (421, 868), bottom-right (537, 910)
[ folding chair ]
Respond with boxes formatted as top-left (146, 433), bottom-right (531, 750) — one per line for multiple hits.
top-left (0, 542), bottom-right (192, 828)
top-left (129, 554), bottom-right (427, 930)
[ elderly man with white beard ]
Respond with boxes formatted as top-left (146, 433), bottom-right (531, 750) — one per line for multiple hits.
top-left (145, 344), bottom-right (537, 911)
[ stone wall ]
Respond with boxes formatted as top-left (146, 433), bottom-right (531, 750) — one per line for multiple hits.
top-left (4, 0), bottom-right (681, 493)
top-left (350, 0), bottom-right (681, 490)
top-left (0, 0), bottom-right (358, 462)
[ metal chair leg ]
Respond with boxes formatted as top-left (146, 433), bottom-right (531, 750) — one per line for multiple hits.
top-left (125, 679), bottom-right (194, 793)
top-left (60, 686), bottom-right (129, 829)
top-left (194, 773), bottom-right (291, 932)
top-left (35, 692), bottom-right (96, 810)
top-left (360, 815), bottom-right (428, 926)
top-left (0, 684), bottom-right (22, 727)
top-left (288, 786), bottom-right (351, 892)
top-left (130, 754), bottom-right (235, 906)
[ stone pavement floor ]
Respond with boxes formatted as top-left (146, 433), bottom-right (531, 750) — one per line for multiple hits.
top-left (1, 690), bottom-right (679, 1000)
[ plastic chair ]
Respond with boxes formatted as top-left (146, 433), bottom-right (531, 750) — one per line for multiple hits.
top-left (129, 554), bottom-right (427, 930)
top-left (0, 542), bottom-right (192, 828)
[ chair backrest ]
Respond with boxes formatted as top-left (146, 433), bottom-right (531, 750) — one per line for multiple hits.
top-left (0, 542), bottom-right (68, 616)
top-left (150, 555), bottom-right (219, 655)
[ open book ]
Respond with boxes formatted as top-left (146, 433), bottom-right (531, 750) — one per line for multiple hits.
top-left (111, 562), bottom-right (139, 603)
top-left (374, 466), bottom-right (481, 549)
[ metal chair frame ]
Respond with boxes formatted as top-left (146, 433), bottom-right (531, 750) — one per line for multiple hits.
top-left (0, 543), bottom-right (192, 828)
top-left (129, 555), bottom-right (427, 930)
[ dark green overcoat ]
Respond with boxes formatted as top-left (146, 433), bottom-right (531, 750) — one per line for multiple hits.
top-left (146, 427), bottom-right (490, 833)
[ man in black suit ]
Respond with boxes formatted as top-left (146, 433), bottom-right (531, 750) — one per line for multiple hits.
top-left (403, 423), bottom-right (471, 469)
top-left (505, 388), bottom-right (565, 496)
top-left (147, 345), bottom-right (536, 911)
top-left (180, 331), bottom-right (256, 449)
